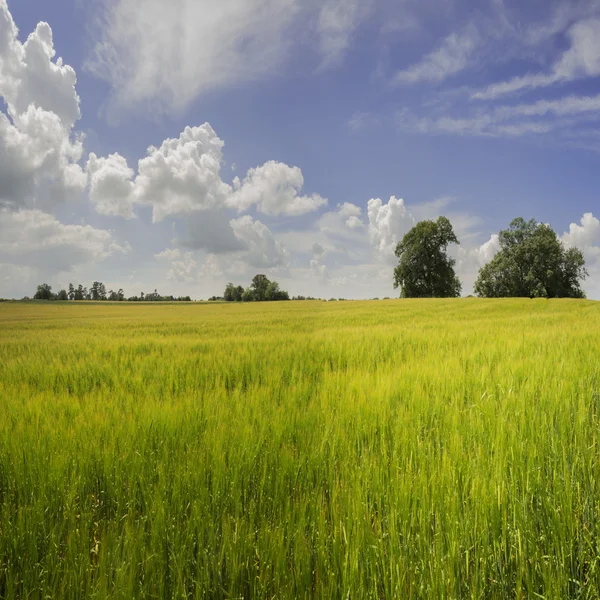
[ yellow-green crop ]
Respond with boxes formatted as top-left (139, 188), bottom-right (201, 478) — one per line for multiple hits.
top-left (1, 299), bottom-right (600, 598)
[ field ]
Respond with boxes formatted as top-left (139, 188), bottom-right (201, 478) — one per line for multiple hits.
top-left (1, 299), bottom-right (600, 598)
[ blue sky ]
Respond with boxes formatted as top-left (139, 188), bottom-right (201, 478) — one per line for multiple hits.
top-left (1, 0), bottom-right (599, 299)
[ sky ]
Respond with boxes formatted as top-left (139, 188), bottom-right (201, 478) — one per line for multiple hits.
top-left (1, 0), bottom-right (600, 300)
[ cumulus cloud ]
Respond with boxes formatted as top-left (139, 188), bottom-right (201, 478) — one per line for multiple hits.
top-left (0, 3), bottom-right (80, 128)
top-left (229, 161), bottom-right (327, 216)
top-left (561, 213), bottom-right (600, 297)
top-left (179, 210), bottom-right (247, 254)
top-left (0, 106), bottom-right (86, 209)
top-left (367, 196), bottom-right (416, 263)
top-left (453, 234), bottom-right (501, 294)
top-left (132, 124), bottom-right (230, 222)
top-left (86, 153), bottom-right (135, 219)
top-left (562, 212), bottom-right (600, 251)
top-left (156, 215), bottom-right (289, 283)
top-left (317, 202), bottom-right (365, 237)
top-left (346, 215), bottom-right (364, 229)
top-left (0, 3), bottom-right (86, 211)
top-left (0, 8), bottom-right (85, 212)
top-left (474, 18), bottom-right (600, 100)
top-left (229, 215), bottom-right (290, 269)
top-left (83, 124), bottom-right (327, 226)
top-left (0, 209), bottom-right (129, 274)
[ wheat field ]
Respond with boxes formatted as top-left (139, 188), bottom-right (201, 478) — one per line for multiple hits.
top-left (1, 299), bottom-right (600, 598)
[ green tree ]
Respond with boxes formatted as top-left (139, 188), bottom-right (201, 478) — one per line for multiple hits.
top-left (74, 285), bottom-right (86, 301)
top-left (68, 283), bottom-right (75, 300)
top-left (224, 283), bottom-right (246, 302)
top-left (224, 283), bottom-right (236, 302)
top-left (251, 274), bottom-right (270, 301)
top-left (393, 216), bottom-right (462, 298)
top-left (90, 282), bottom-right (98, 300)
top-left (474, 217), bottom-right (587, 298)
top-left (33, 283), bottom-right (53, 300)
top-left (241, 288), bottom-right (256, 302)
top-left (56, 289), bottom-right (68, 301)
top-left (265, 281), bottom-right (289, 301)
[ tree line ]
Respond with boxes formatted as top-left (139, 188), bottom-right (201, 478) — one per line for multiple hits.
top-left (32, 282), bottom-right (191, 302)
top-left (213, 274), bottom-right (290, 302)
top-left (394, 216), bottom-right (588, 299)
top-left (24, 216), bottom-right (591, 303)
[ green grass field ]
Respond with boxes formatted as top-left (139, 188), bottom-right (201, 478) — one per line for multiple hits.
top-left (1, 299), bottom-right (600, 598)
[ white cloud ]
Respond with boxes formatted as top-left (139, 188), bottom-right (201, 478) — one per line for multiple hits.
top-left (497, 93), bottom-right (600, 119)
top-left (156, 215), bottom-right (290, 283)
top-left (398, 109), bottom-right (556, 138)
top-left (229, 161), bottom-right (327, 216)
top-left (337, 202), bottom-right (361, 218)
top-left (86, 153), bottom-right (135, 219)
top-left (87, 0), bottom-right (303, 115)
top-left (0, 209), bottom-right (129, 274)
top-left (87, 0), bottom-right (372, 115)
top-left (453, 234), bottom-right (501, 294)
top-left (317, 202), bottom-right (365, 239)
top-left (0, 4), bottom-right (86, 211)
top-left (393, 25), bottom-right (479, 85)
top-left (317, 0), bottom-right (372, 69)
top-left (156, 249), bottom-right (200, 284)
top-left (155, 248), bottom-right (182, 261)
top-left (561, 213), bottom-right (600, 297)
top-left (346, 215), bottom-right (364, 229)
top-left (310, 258), bottom-right (330, 279)
top-left (133, 124), bottom-right (231, 222)
top-left (474, 18), bottom-right (600, 100)
top-left (367, 196), bottom-right (416, 262)
top-left (230, 215), bottom-right (290, 269)
top-left (399, 90), bottom-right (600, 141)
top-left (84, 124), bottom-right (326, 227)
top-left (561, 212), bottom-right (600, 268)
top-left (524, 1), bottom-right (600, 45)
top-left (0, 106), bottom-right (86, 209)
top-left (0, 2), bottom-right (80, 128)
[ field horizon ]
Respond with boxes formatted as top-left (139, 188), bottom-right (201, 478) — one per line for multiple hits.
top-left (2, 299), bottom-right (600, 598)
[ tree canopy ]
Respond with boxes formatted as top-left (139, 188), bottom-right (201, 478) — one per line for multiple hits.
top-left (474, 218), bottom-right (587, 298)
top-left (393, 216), bottom-right (462, 298)
top-left (222, 275), bottom-right (289, 302)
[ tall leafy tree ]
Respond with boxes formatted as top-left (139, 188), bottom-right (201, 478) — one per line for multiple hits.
top-left (224, 283), bottom-right (245, 302)
top-left (33, 283), bottom-right (53, 300)
top-left (251, 274), bottom-right (270, 301)
top-left (393, 216), bottom-right (462, 298)
top-left (474, 217), bottom-right (587, 298)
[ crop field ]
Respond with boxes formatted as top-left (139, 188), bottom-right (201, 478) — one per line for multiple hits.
top-left (1, 299), bottom-right (600, 598)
